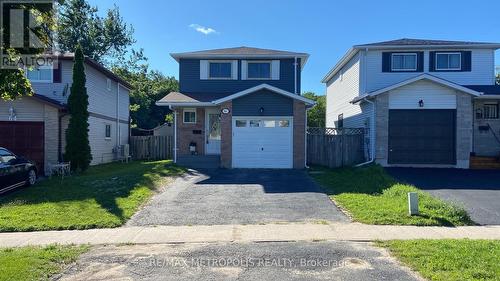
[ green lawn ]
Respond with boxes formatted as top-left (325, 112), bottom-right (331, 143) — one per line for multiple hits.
top-left (310, 165), bottom-right (473, 226)
top-left (378, 240), bottom-right (500, 281)
top-left (0, 160), bottom-right (184, 232)
top-left (0, 245), bottom-right (89, 281)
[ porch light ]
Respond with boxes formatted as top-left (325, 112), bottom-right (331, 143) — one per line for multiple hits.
top-left (476, 108), bottom-right (483, 119)
top-left (259, 107), bottom-right (264, 114)
top-left (8, 106), bottom-right (16, 121)
top-left (418, 99), bottom-right (424, 108)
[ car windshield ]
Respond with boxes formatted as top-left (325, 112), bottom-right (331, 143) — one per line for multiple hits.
top-left (0, 149), bottom-right (16, 163)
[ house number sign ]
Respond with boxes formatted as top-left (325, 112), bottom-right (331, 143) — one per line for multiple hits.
top-left (221, 108), bottom-right (230, 114)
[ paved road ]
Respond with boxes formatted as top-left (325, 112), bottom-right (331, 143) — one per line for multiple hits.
top-left (55, 241), bottom-right (421, 281)
top-left (387, 168), bottom-right (500, 225)
top-left (127, 169), bottom-right (348, 226)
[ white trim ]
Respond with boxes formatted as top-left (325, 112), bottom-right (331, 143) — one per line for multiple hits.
top-left (183, 108), bottom-right (197, 124)
top-left (245, 60), bottom-right (272, 80)
top-left (366, 74), bottom-right (481, 97)
top-left (241, 60), bottom-right (248, 80)
top-left (213, 84), bottom-right (316, 105)
top-left (435, 52), bottom-right (462, 71)
top-left (200, 60), bottom-right (208, 79)
top-left (391, 53), bottom-right (418, 71)
top-left (156, 102), bottom-right (215, 107)
top-left (272, 60), bottom-right (280, 80)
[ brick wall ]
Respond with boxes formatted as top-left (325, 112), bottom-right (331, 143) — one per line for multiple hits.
top-left (293, 100), bottom-right (305, 169)
top-left (176, 107), bottom-right (205, 156)
top-left (220, 101), bottom-right (232, 168)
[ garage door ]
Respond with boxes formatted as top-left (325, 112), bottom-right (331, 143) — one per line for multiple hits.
top-left (388, 110), bottom-right (456, 165)
top-left (0, 121), bottom-right (45, 172)
top-left (232, 117), bottom-right (293, 168)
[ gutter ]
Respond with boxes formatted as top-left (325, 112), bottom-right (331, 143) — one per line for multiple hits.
top-left (294, 56), bottom-right (298, 94)
top-left (355, 97), bottom-right (376, 167)
top-left (170, 105), bottom-right (177, 163)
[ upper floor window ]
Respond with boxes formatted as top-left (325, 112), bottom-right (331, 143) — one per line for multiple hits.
top-left (391, 53), bottom-right (417, 71)
top-left (105, 124), bottom-right (111, 139)
top-left (106, 78), bottom-right (111, 91)
top-left (436, 52), bottom-right (461, 71)
top-left (26, 65), bottom-right (53, 82)
top-left (209, 62), bottom-right (232, 79)
top-left (247, 61), bottom-right (271, 79)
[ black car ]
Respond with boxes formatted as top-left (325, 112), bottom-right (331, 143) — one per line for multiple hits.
top-left (0, 147), bottom-right (37, 194)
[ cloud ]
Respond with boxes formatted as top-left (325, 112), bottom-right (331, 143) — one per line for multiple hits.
top-left (189, 24), bottom-right (218, 35)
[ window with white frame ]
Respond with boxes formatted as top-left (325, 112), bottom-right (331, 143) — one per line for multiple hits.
top-left (479, 103), bottom-right (499, 119)
top-left (391, 53), bottom-right (417, 71)
top-left (105, 124), bottom-right (111, 139)
top-left (183, 108), bottom-right (196, 123)
top-left (436, 52), bottom-right (461, 70)
top-left (106, 78), bottom-right (111, 91)
top-left (208, 62), bottom-right (232, 79)
top-left (247, 61), bottom-right (271, 79)
top-left (26, 65), bottom-right (53, 82)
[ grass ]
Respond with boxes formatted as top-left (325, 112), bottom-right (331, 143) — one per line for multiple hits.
top-left (310, 165), bottom-right (473, 226)
top-left (0, 244), bottom-right (89, 281)
top-left (378, 240), bottom-right (500, 281)
top-left (0, 160), bottom-right (185, 232)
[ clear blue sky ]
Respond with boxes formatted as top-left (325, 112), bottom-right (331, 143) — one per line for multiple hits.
top-left (89, 0), bottom-right (500, 95)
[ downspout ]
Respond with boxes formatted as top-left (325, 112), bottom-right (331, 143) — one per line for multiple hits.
top-left (294, 56), bottom-right (297, 94)
top-left (356, 97), bottom-right (376, 167)
top-left (116, 82), bottom-right (120, 147)
top-left (305, 107), bottom-right (310, 168)
top-left (170, 105), bottom-right (177, 163)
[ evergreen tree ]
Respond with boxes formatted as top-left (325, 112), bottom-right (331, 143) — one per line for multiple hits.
top-left (65, 45), bottom-right (92, 171)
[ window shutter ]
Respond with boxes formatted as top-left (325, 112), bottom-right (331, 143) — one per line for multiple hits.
top-left (382, 52), bottom-right (392, 72)
top-left (461, 51), bottom-right (472, 72)
top-left (231, 60), bottom-right (238, 80)
top-left (429, 51), bottom-right (436, 72)
top-left (200, 60), bottom-right (208, 79)
top-left (53, 61), bottom-right (61, 83)
top-left (271, 60), bottom-right (280, 80)
top-left (417, 52), bottom-right (424, 72)
top-left (241, 60), bottom-right (247, 80)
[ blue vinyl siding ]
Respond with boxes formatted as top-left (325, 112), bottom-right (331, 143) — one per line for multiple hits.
top-left (232, 89), bottom-right (293, 116)
top-left (179, 58), bottom-right (301, 94)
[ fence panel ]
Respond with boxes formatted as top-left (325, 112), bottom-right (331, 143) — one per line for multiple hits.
top-left (130, 136), bottom-right (173, 160)
top-left (307, 128), bottom-right (365, 168)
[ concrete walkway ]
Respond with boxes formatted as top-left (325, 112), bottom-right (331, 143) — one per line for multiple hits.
top-left (1, 223), bottom-right (499, 247)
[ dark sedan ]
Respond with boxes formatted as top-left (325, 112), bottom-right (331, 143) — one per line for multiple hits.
top-left (0, 147), bottom-right (37, 194)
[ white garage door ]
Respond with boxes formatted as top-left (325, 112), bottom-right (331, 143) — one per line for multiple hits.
top-left (232, 117), bottom-right (293, 168)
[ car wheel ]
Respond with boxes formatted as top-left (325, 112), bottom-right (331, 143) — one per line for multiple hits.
top-left (26, 169), bottom-right (37, 186)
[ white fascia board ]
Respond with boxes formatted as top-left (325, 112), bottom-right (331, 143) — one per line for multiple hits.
top-left (155, 101), bottom-right (215, 107)
top-left (367, 74), bottom-right (481, 97)
top-left (321, 48), bottom-right (359, 83)
top-left (352, 44), bottom-right (500, 50)
top-left (212, 83), bottom-right (316, 106)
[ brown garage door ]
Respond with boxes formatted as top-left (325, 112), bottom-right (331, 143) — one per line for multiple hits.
top-left (0, 121), bottom-right (45, 172)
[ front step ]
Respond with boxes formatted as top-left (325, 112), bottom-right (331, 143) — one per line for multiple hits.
top-left (470, 156), bottom-right (500, 169)
top-left (177, 155), bottom-right (220, 169)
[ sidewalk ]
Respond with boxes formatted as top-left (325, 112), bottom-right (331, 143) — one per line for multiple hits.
top-left (1, 223), bottom-right (499, 247)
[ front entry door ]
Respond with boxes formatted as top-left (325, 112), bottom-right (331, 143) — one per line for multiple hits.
top-left (205, 108), bottom-right (221, 155)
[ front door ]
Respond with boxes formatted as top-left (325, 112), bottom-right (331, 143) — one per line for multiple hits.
top-left (205, 108), bottom-right (221, 155)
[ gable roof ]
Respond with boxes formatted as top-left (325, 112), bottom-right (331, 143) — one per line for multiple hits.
top-left (351, 74), bottom-right (481, 103)
top-left (321, 38), bottom-right (500, 83)
top-left (156, 84), bottom-right (315, 107)
top-left (171, 46), bottom-right (309, 67)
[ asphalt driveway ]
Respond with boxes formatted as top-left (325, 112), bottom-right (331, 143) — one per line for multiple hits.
top-left (387, 168), bottom-right (500, 225)
top-left (128, 169), bottom-right (348, 226)
top-left (56, 241), bottom-right (420, 281)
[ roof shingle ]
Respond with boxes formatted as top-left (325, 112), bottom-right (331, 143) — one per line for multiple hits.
top-left (355, 38), bottom-right (500, 47)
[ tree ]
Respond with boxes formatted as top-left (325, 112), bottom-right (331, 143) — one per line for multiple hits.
top-left (303, 92), bottom-right (326, 128)
top-left (496, 73), bottom-right (499, 85)
top-left (112, 50), bottom-right (179, 129)
top-left (57, 0), bottom-right (134, 63)
top-left (65, 46), bottom-right (92, 171)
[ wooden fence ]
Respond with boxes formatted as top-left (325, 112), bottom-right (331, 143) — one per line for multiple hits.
top-left (307, 128), bottom-right (365, 168)
top-left (130, 136), bottom-right (173, 160)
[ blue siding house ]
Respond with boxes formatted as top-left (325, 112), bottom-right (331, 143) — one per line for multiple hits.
top-left (156, 47), bottom-right (314, 169)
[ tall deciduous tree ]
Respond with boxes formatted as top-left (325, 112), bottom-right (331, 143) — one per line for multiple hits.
top-left (496, 73), bottom-right (499, 85)
top-left (57, 0), bottom-right (134, 63)
top-left (303, 92), bottom-right (326, 128)
top-left (65, 46), bottom-right (92, 171)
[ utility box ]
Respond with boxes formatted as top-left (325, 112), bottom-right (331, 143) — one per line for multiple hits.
top-left (408, 192), bottom-right (419, 215)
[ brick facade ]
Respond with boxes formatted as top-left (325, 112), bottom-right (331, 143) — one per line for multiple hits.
top-left (176, 107), bottom-right (206, 156)
top-left (220, 101), bottom-right (232, 168)
top-left (293, 100), bottom-right (306, 169)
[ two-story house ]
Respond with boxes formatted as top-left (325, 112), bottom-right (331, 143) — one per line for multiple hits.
top-left (323, 38), bottom-right (500, 169)
top-left (156, 47), bottom-right (314, 169)
top-left (0, 54), bottom-right (131, 174)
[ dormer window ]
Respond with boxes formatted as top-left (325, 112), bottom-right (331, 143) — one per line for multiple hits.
top-left (435, 52), bottom-right (461, 70)
top-left (209, 61), bottom-right (232, 79)
top-left (247, 61), bottom-right (271, 79)
top-left (391, 53), bottom-right (417, 71)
